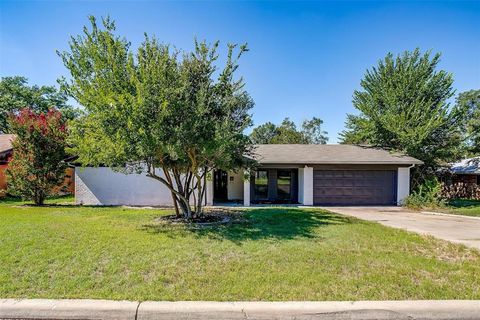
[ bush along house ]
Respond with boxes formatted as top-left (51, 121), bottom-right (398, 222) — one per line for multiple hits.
top-left (0, 133), bottom-right (75, 197)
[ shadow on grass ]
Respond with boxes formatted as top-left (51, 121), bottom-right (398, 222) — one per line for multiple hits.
top-left (142, 208), bottom-right (355, 243)
top-left (448, 199), bottom-right (480, 208)
top-left (0, 195), bottom-right (75, 207)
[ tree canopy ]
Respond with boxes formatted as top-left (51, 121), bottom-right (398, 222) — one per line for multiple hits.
top-left (250, 117), bottom-right (328, 144)
top-left (455, 89), bottom-right (480, 155)
top-left (340, 49), bottom-right (466, 182)
top-left (0, 76), bottom-right (76, 133)
top-left (59, 16), bottom-right (254, 219)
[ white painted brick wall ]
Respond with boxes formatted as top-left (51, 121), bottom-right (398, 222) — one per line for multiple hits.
top-left (303, 166), bottom-right (313, 206)
top-left (397, 167), bottom-right (411, 205)
top-left (75, 167), bottom-right (207, 206)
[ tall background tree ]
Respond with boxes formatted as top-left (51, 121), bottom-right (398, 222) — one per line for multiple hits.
top-left (455, 89), bottom-right (480, 155)
top-left (0, 76), bottom-right (76, 133)
top-left (59, 16), bottom-right (253, 219)
top-left (250, 117), bottom-right (328, 144)
top-left (6, 108), bottom-right (68, 205)
top-left (340, 49), bottom-right (466, 184)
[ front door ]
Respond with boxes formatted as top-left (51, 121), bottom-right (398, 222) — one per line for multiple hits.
top-left (213, 170), bottom-right (228, 201)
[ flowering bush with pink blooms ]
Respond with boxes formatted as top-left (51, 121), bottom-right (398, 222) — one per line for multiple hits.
top-left (6, 108), bottom-right (68, 205)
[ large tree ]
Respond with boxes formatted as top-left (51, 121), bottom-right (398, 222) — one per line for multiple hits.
top-left (455, 89), bottom-right (480, 155)
top-left (6, 108), bottom-right (68, 205)
top-left (0, 76), bottom-right (76, 133)
top-left (340, 49), bottom-right (466, 183)
top-left (59, 16), bottom-right (253, 219)
top-left (250, 117), bottom-right (328, 144)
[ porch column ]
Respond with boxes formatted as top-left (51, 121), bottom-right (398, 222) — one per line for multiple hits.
top-left (206, 174), bottom-right (214, 206)
top-left (303, 166), bottom-right (314, 206)
top-left (243, 170), bottom-right (251, 207)
top-left (397, 166), bottom-right (411, 206)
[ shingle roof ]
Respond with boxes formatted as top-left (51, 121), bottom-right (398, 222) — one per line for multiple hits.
top-left (0, 134), bottom-right (14, 154)
top-left (450, 157), bottom-right (480, 175)
top-left (251, 144), bottom-right (423, 165)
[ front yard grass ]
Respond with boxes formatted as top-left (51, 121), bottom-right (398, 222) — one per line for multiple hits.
top-left (443, 199), bottom-right (480, 217)
top-left (0, 200), bottom-right (479, 301)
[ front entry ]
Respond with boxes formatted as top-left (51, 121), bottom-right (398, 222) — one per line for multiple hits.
top-left (213, 170), bottom-right (228, 202)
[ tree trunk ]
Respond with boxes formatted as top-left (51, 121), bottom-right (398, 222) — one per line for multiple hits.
top-left (196, 175), bottom-right (204, 216)
top-left (162, 166), bottom-right (180, 218)
top-left (172, 194), bottom-right (180, 218)
top-left (34, 190), bottom-right (45, 206)
top-left (146, 168), bottom-right (193, 220)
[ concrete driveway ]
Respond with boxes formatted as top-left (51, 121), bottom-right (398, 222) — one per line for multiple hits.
top-left (321, 206), bottom-right (480, 250)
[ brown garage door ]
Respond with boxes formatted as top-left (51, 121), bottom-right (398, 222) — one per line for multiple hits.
top-left (313, 170), bottom-right (397, 205)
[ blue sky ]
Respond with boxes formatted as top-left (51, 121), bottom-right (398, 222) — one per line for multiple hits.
top-left (1, 1), bottom-right (479, 143)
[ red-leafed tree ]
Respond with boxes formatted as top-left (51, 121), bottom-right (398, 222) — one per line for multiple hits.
top-left (6, 108), bottom-right (68, 205)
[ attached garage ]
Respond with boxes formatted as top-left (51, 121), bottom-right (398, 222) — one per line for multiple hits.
top-left (248, 144), bottom-right (423, 207)
top-left (313, 169), bottom-right (397, 205)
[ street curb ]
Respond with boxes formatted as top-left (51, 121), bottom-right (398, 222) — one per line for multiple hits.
top-left (0, 299), bottom-right (139, 320)
top-left (1, 299), bottom-right (480, 319)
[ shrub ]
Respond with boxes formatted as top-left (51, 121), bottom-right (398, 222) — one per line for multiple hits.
top-left (403, 178), bottom-right (445, 210)
top-left (6, 108), bottom-right (68, 205)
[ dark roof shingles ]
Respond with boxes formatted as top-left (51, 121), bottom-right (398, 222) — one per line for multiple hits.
top-left (251, 144), bottom-right (423, 165)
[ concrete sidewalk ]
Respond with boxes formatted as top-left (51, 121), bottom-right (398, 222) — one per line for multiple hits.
top-left (1, 299), bottom-right (480, 320)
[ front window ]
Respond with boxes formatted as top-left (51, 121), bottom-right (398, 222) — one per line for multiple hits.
top-left (254, 170), bottom-right (269, 200)
top-left (277, 170), bottom-right (291, 200)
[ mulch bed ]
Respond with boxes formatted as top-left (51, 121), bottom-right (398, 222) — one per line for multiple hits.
top-left (156, 208), bottom-right (244, 226)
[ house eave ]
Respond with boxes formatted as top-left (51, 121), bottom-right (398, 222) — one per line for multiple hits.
top-left (257, 160), bottom-right (423, 166)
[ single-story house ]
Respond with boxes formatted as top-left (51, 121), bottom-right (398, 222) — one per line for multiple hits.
top-left (449, 157), bottom-right (480, 185)
top-left (75, 144), bottom-right (422, 207)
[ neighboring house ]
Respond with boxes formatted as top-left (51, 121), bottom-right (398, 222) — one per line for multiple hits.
top-left (0, 133), bottom-right (75, 195)
top-left (442, 157), bottom-right (480, 200)
top-left (75, 144), bottom-right (422, 206)
top-left (449, 157), bottom-right (480, 185)
top-left (0, 134), bottom-right (14, 192)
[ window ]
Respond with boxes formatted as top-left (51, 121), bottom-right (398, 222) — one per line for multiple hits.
top-left (277, 170), bottom-right (291, 200)
top-left (254, 170), bottom-right (269, 200)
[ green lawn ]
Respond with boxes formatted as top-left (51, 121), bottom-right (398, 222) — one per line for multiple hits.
top-left (444, 199), bottom-right (480, 217)
top-left (0, 195), bottom-right (74, 206)
top-left (0, 200), bottom-right (479, 301)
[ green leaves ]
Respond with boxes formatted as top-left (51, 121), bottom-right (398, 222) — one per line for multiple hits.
top-left (455, 89), bottom-right (480, 155)
top-left (341, 48), bottom-right (463, 179)
top-left (6, 108), bottom-right (68, 205)
top-left (0, 76), bottom-right (76, 133)
top-left (250, 117), bottom-right (328, 144)
top-left (60, 16), bottom-right (254, 217)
